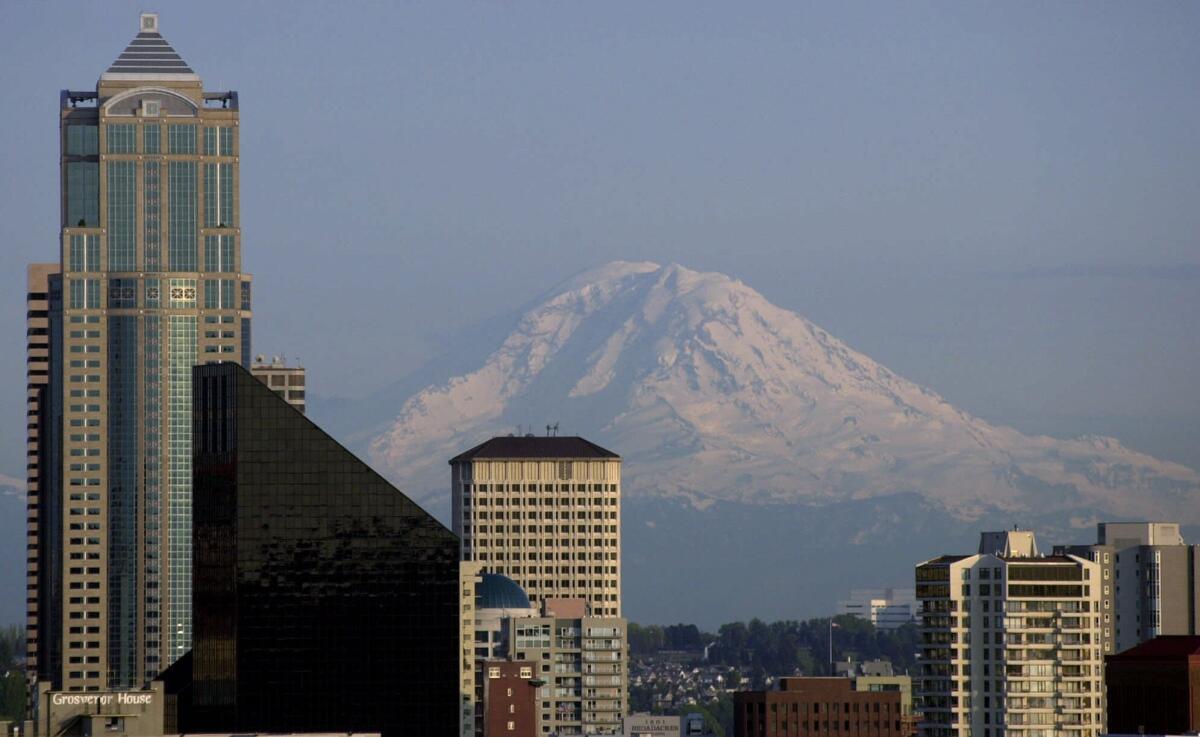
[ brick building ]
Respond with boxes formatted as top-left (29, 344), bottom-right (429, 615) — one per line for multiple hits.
top-left (735, 677), bottom-right (911, 737)
top-left (483, 660), bottom-right (539, 736)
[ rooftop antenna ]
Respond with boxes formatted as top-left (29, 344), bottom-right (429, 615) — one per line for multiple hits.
top-left (552, 422), bottom-right (559, 437)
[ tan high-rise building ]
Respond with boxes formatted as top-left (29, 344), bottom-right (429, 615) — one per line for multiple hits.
top-left (449, 436), bottom-right (622, 618)
top-left (915, 531), bottom-right (1104, 737)
top-left (31, 13), bottom-right (251, 692)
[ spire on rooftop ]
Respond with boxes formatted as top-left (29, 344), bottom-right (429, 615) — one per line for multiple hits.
top-left (101, 13), bottom-right (199, 81)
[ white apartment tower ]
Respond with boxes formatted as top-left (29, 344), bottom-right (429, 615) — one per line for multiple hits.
top-left (915, 531), bottom-right (1103, 737)
top-left (450, 436), bottom-right (622, 617)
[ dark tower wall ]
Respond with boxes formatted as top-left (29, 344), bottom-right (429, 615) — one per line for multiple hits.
top-left (191, 362), bottom-right (460, 736)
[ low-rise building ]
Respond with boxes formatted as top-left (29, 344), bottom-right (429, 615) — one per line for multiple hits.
top-left (32, 682), bottom-right (164, 737)
top-left (734, 677), bottom-right (911, 737)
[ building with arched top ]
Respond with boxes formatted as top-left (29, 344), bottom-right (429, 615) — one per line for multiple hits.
top-left (30, 12), bottom-right (252, 695)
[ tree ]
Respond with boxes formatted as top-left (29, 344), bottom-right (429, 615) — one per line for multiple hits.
top-left (0, 624), bottom-right (25, 722)
top-left (0, 671), bottom-right (24, 722)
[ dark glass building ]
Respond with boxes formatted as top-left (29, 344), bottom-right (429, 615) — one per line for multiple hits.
top-left (189, 362), bottom-right (461, 736)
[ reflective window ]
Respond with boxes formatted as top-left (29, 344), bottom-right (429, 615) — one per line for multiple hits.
top-left (168, 162), bottom-right (197, 270)
top-left (106, 124), bottom-right (136, 154)
top-left (168, 124), bottom-right (197, 154)
top-left (66, 125), bottom-right (99, 156)
top-left (204, 164), bottom-right (235, 228)
top-left (68, 235), bottom-right (101, 272)
top-left (66, 162), bottom-right (99, 227)
top-left (144, 124), bottom-right (161, 155)
top-left (203, 235), bottom-right (236, 272)
top-left (107, 161), bottom-right (136, 270)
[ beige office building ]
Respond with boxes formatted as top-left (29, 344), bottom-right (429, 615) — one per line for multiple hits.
top-left (916, 531), bottom-right (1103, 737)
top-left (249, 355), bottom-right (306, 413)
top-left (30, 13), bottom-right (251, 692)
top-left (450, 436), bottom-right (622, 617)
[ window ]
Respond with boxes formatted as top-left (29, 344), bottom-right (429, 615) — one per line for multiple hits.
top-left (106, 124), bottom-right (136, 154)
top-left (519, 666), bottom-right (533, 679)
top-left (68, 235), bottom-right (100, 272)
top-left (168, 162), bottom-right (197, 269)
top-left (204, 164), bottom-right (234, 227)
top-left (204, 235), bottom-right (236, 271)
top-left (488, 667), bottom-right (500, 679)
top-left (69, 279), bottom-right (101, 309)
top-left (168, 124), bottom-right (197, 154)
top-left (66, 162), bottom-right (99, 227)
top-left (204, 279), bottom-right (236, 309)
top-left (109, 279), bottom-right (137, 308)
top-left (144, 124), bottom-right (160, 154)
top-left (108, 161), bottom-right (136, 269)
top-left (67, 125), bottom-right (99, 156)
top-left (507, 722), bottom-right (515, 732)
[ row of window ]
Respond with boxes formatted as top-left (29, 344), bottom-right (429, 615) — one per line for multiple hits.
top-left (465, 484), bottom-right (618, 493)
top-left (469, 516), bottom-right (619, 525)
top-left (468, 538), bottom-right (619, 549)
top-left (472, 553), bottom-right (619, 565)
top-left (467, 498), bottom-right (618, 508)
top-left (470, 531), bottom-right (618, 544)
top-left (65, 277), bottom-right (247, 310)
top-left (70, 124), bottom-right (237, 156)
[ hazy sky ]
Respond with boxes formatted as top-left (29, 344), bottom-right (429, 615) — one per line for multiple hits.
top-left (1, 1), bottom-right (1198, 477)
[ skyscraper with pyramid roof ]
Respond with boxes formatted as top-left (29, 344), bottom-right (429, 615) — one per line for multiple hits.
top-left (29, 12), bottom-right (251, 691)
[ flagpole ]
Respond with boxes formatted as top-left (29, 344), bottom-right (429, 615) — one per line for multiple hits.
top-left (829, 618), bottom-right (833, 674)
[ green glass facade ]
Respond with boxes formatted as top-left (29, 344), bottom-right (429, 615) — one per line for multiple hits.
top-left (65, 162), bottom-right (99, 227)
top-left (107, 161), bottom-right (136, 271)
top-left (168, 162), bottom-right (197, 271)
top-left (166, 315), bottom-right (196, 663)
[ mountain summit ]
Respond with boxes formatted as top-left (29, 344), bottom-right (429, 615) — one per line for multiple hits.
top-left (368, 261), bottom-right (1199, 527)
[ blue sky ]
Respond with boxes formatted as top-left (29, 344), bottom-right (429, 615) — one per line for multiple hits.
top-left (1, 1), bottom-right (1198, 475)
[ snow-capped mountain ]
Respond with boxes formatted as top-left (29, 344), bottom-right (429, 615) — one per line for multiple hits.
top-left (368, 261), bottom-right (1200, 526)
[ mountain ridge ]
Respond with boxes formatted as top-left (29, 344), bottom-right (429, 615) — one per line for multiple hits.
top-left (368, 260), bottom-right (1199, 526)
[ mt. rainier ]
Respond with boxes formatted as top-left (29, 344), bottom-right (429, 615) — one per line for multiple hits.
top-left (368, 260), bottom-right (1199, 525)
